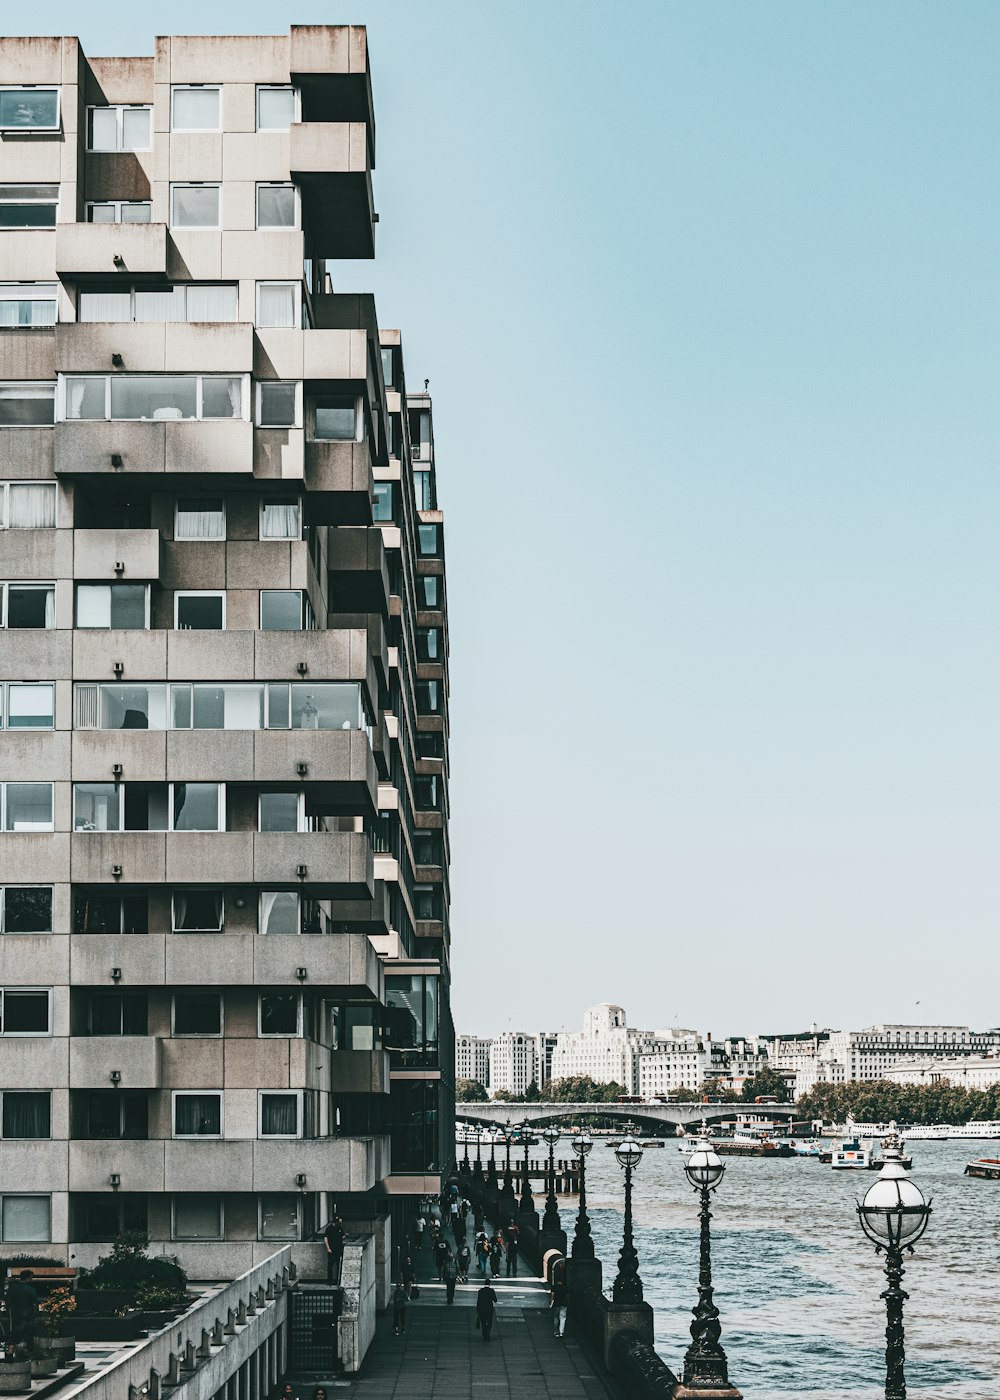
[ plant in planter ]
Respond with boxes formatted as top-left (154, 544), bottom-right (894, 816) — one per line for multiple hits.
top-left (0, 1344), bottom-right (32, 1395)
top-left (26, 1342), bottom-right (58, 1378)
top-left (74, 1234), bottom-right (188, 1342)
top-left (39, 1287), bottom-right (76, 1363)
top-left (135, 1283), bottom-right (188, 1328)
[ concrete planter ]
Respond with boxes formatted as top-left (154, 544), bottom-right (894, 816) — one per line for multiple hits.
top-left (0, 1361), bottom-right (32, 1393)
top-left (30, 1354), bottom-right (58, 1378)
top-left (48, 1335), bottom-right (76, 1364)
top-left (71, 1316), bottom-right (144, 1342)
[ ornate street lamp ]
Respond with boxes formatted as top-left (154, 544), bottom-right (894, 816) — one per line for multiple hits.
top-left (471, 1126), bottom-right (486, 1229)
top-left (499, 1119), bottom-right (517, 1222)
top-left (571, 1131), bottom-right (594, 1259)
top-left (682, 1135), bottom-right (730, 1388)
top-left (518, 1121), bottom-right (534, 1213)
top-left (857, 1144), bottom-right (931, 1400)
top-left (611, 1134), bottom-right (643, 1302)
top-left (542, 1125), bottom-right (562, 1232)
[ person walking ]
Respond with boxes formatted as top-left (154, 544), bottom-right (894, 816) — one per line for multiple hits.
top-left (475, 1281), bottom-right (498, 1343)
top-left (457, 1240), bottom-right (471, 1284)
top-left (475, 1233), bottom-right (491, 1277)
top-left (550, 1268), bottom-right (569, 1338)
top-left (401, 1254), bottom-right (416, 1298)
top-left (415, 1213), bottom-right (425, 1250)
top-left (442, 1248), bottom-right (458, 1305)
top-left (5, 1271), bottom-right (38, 1348)
top-left (322, 1216), bottom-right (345, 1285)
top-left (490, 1230), bottom-right (503, 1278)
top-left (434, 1233), bottom-right (450, 1282)
top-left (505, 1225), bottom-right (519, 1278)
top-left (392, 1280), bottom-right (408, 1336)
top-left (452, 1211), bottom-right (465, 1248)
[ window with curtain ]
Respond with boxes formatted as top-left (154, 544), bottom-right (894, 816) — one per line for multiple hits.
top-left (175, 497), bottom-right (225, 540)
top-left (80, 286), bottom-right (237, 323)
top-left (201, 378), bottom-right (242, 419)
top-left (171, 87), bottom-right (220, 131)
top-left (0, 285), bottom-right (57, 327)
top-left (0, 1195), bottom-right (50, 1242)
top-left (260, 1093), bottom-right (299, 1137)
top-left (76, 584), bottom-right (147, 629)
top-left (0, 383), bottom-right (55, 426)
top-left (2, 1092), bottom-right (50, 1138)
top-left (256, 87), bottom-right (295, 131)
top-left (6, 483), bottom-right (56, 528)
top-left (259, 891), bottom-right (299, 936)
top-left (2, 584), bottom-right (54, 628)
top-left (172, 891), bottom-right (223, 933)
top-left (256, 282), bottom-right (298, 328)
top-left (260, 498), bottom-right (301, 539)
top-left (256, 184), bottom-right (296, 229)
top-left (173, 1093), bottom-right (222, 1136)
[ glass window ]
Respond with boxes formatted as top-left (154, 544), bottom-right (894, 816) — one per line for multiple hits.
top-left (73, 893), bottom-right (148, 935)
top-left (1, 887), bottom-right (52, 934)
top-left (414, 470), bottom-right (435, 510)
top-left (172, 891), bottom-right (223, 933)
top-left (259, 791), bottom-right (301, 833)
top-left (175, 592), bottom-right (225, 630)
top-left (173, 1093), bottom-right (222, 1137)
top-left (173, 1194), bottom-right (222, 1240)
top-left (259, 993), bottom-right (299, 1036)
top-left (172, 783), bottom-right (222, 832)
top-left (4, 783), bottom-right (53, 831)
top-left (0, 185), bottom-right (58, 229)
top-left (87, 202), bottom-right (152, 225)
top-left (416, 627), bottom-right (441, 662)
top-left (0, 1195), bottom-right (51, 1242)
top-left (416, 681), bottom-right (441, 715)
top-left (1, 1092), bottom-right (50, 1139)
top-left (0, 990), bottom-right (51, 1035)
top-left (418, 523), bottom-right (441, 557)
top-left (257, 382), bottom-right (299, 428)
top-left (87, 106), bottom-right (151, 152)
top-left (290, 683), bottom-right (363, 731)
top-left (313, 396), bottom-right (360, 442)
top-left (111, 375), bottom-right (198, 420)
top-left (257, 87), bottom-right (296, 131)
top-left (6, 684), bottom-right (54, 730)
top-left (76, 584), bottom-right (147, 629)
top-left (176, 497), bottom-right (225, 540)
top-left (260, 498), bottom-right (301, 539)
top-left (256, 282), bottom-right (299, 328)
top-left (170, 184), bottom-right (221, 229)
top-left (0, 90), bottom-right (59, 131)
top-left (372, 481), bottom-right (393, 522)
top-left (259, 1193), bottom-right (300, 1241)
top-left (173, 993), bottom-right (222, 1036)
top-left (202, 377), bottom-right (242, 419)
top-left (4, 584), bottom-right (54, 628)
top-left (260, 590), bottom-right (306, 631)
top-left (7, 483), bottom-right (56, 528)
top-left (89, 993), bottom-right (146, 1037)
top-left (185, 285), bottom-right (239, 321)
top-left (0, 383), bottom-right (55, 427)
top-left (171, 87), bottom-right (221, 132)
top-left (256, 184), bottom-right (296, 230)
top-left (260, 1092), bottom-right (300, 1138)
top-left (73, 783), bottom-right (119, 832)
top-left (259, 891), bottom-right (299, 936)
top-left (0, 285), bottom-right (57, 328)
top-left (80, 285), bottom-right (236, 322)
top-left (83, 1091), bottom-right (146, 1141)
top-left (418, 575), bottom-right (440, 609)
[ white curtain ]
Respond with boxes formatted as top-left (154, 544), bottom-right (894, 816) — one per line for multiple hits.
top-left (43, 588), bottom-right (55, 628)
top-left (176, 500), bottom-right (223, 539)
top-left (76, 586), bottom-right (110, 628)
top-left (1, 1195), bottom-right (50, 1242)
top-left (9, 484), bottom-right (55, 528)
top-left (261, 891), bottom-right (298, 935)
top-left (134, 289), bottom-right (184, 323)
top-left (225, 377), bottom-right (242, 418)
top-left (258, 283), bottom-right (296, 327)
top-left (261, 501), bottom-right (300, 539)
top-left (67, 379), bottom-right (88, 419)
top-left (187, 285), bottom-right (237, 322)
top-left (79, 291), bottom-right (132, 322)
top-left (75, 683), bottom-right (100, 729)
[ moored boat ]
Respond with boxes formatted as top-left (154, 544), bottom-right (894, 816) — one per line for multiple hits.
top-left (965, 1158), bottom-right (1000, 1179)
top-left (831, 1136), bottom-right (872, 1169)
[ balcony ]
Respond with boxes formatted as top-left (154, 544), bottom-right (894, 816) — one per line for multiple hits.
top-left (0, 1142), bottom-right (67, 1193)
top-left (252, 729), bottom-right (376, 813)
top-left (55, 223), bottom-right (169, 279)
top-left (57, 323), bottom-right (254, 376)
top-left (69, 1035), bottom-right (160, 1089)
top-left (290, 124), bottom-right (374, 260)
top-left (327, 529), bottom-right (389, 618)
top-left (53, 420), bottom-right (254, 480)
top-left (251, 1135), bottom-right (384, 1192)
top-left (304, 441), bottom-right (374, 525)
top-left (73, 528), bottom-right (162, 581)
top-left (0, 1037), bottom-right (67, 1088)
top-left (252, 831), bottom-right (372, 897)
top-left (0, 529), bottom-right (71, 580)
top-left (69, 1140), bottom-right (165, 1193)
top-left (69, 934), bottom-right (167, 986)
top-left (253, 931), bottom-right (382, 996)
top-left (329, 1048), bottom-right (390, 1095)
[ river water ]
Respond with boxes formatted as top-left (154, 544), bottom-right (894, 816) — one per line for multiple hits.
top-left (550, 1137), bottom-right (998, 1400)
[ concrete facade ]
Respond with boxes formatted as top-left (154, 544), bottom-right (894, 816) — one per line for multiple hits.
top-left (0, 23), bottom-right (452, 1315)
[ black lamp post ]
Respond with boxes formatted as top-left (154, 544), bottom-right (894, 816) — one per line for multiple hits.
top-left (542, 1125), bottom-right (561, 1232)
top-left (499, 1119), bottom-right (517, 1223)
top-left (611, 1134), bottom-right (643, 1303)
top-left (471, 1127), bottom-right (485, 1230)
top-left (518, 1122), bottom-right (534, 1213)
top-left (857, 1144), bottom-right (931, 1400)
top-left (571, 1131), bottom-right (594, 1259)
top-left (682, 1135), bottom-right (730, 1387)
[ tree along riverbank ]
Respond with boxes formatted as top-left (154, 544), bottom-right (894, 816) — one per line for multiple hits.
top-left (799, 1078), bottom-right (1000, 1125)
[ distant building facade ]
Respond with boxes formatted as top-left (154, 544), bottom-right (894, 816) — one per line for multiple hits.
top-left (456, 1035), bottom-right (491, 1089)
top-left (488, 1032), bottom-right (536, 1098)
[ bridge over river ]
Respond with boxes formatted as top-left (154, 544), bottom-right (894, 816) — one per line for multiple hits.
top-left (456, 1099), bottom-right (801, 1132)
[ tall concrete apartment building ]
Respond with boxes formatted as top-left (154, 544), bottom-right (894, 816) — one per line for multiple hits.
top-left (0, 25), bottom-right (452, 1287)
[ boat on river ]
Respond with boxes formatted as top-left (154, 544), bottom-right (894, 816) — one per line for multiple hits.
top-left (951, 1120), bottom-right (1000, 1139)
top-left (831, 1137), bottom-right (872, 1169)
top-left (965, 1158), bottom-right (1000, 1179)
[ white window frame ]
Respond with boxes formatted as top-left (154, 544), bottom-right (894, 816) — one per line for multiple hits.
top-left (72, 781), bottom-right (225, 833)
top-left (257, 790), bottom-right (307, 834)
top-left (174, 590), bottom-right (226, 631)
top-left (258, 495), bottom-right (302, 540)
top-left (258, 1089), bottom-right (303, 1140)
top-left (1, 683), bottom-right (55, 731)
top-left (312, 393), bottom-right (365, 444)
top-left (58, 374), bottom-right (249, 423)
top-left (171, 991), bottom-right (224, 1038)
top-left (0, 88), bottom-right (60, 133)
top-left (85, 201), bottom-right (153, 225)
top-left (169, 182), bottom-right (222, 231)
top-left (171, 1090), bottom-right (224, 1139)
top-left (255, 85), bottom-right (299, 132)
top-left (0, 381), bottom-right (56, 427)
top-left (78, 285), bottom-right (238, 323)
top-left (171, 1194), bottom-right (224, 1242)
top-left (255, 382), bottom-right (303, 430)
top-left (0, 482), bottom-right (56, 529)
top-left (0, 185), bottom-right (59, 228)
top-left (0, 988), bottom-right (53, 1037)
top-left (86, 105), bottom-right (152, 153)
top-left (1, 782), bottom-right (54, 833)
top-left (171, 889), bottom-right (224, 934)
top-left (0, 284), bottom-right (58, 328)
top-left (258, 992), bottom-right (302, 1038)
top-left (0, 886), bottom-right (53, 935)
top-left (174, 496), bottom-right (226, 541)
top-left (258, 1193), bottom-right (303, 1242)
top-left (259, 590), bottom-right (313, 631)
top-left (170, 782), bottom-right (225, 833)
top-left (258, 890), bottom-right (302, 936)
top-left (255, 182), bottom-right (299, 232)
top-left (75, 583), bottom-right (151, 630)
top-left (170, 85), bottom-right (222, 133)
top-left (255, 281), bottom-right (301, 329)
top-left (0, 1194), bottom-right (52, 1243)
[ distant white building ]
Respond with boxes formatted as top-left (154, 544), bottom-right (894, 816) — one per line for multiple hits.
top-left (456, 1034), bottom-right (491, 1089)
top-left (489, 1032), bottom-right (536, 1098)
top-left (824, 1025), bottom-right (1000, 1083)
top-left (533, 1032), bottom-right (559, 1089)
top-left (637, 1037), bottom-right (707, 1096)
top-left (550, 1004), bottom-right (690, 1095)
top-left (884, 1056), bottom-right (1000, 1089)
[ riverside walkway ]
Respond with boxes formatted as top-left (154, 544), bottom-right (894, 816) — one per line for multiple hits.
top-left (347, 1225), bottom-right (625, 1399)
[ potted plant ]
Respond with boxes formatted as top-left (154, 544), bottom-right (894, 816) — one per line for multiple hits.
top-left (135, 1283), bottom-right (188, 1331)
top-left (73, 1234), bottom-right (188, 1342)
top-left (39, 1286), bottom-right (76, 1364)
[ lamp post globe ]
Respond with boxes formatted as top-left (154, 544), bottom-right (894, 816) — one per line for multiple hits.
top-left (571, 1130), bottom-right (595, 1259)
top-left (542, 1125), bottom-right (562, 1232)
top-left (498, 1118), bottom-right (517, 1222)
top-left (611, 1135), bottom-right (643, 1302)
top-left (682, 1134), bottom-right (732, 1388)
top-left (857, 1145), bottom-right (931, 1400)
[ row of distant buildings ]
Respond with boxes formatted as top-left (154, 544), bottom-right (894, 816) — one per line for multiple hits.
top-left (457, 1004), bottom-right (1000, 1101)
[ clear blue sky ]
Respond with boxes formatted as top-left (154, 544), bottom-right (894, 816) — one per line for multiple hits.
top-left (19, 2), bottom-right (1000, 1038)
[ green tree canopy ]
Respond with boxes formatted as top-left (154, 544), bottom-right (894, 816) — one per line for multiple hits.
top-left (740, 1065), bottom-right (790, 1103)
top-left (797, 1078), bottom-right (1000, 1125)
top-left (547, 1076), bottom-right (627, 1103)
top-left (455, 1078), bottom-right (488, 1102)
